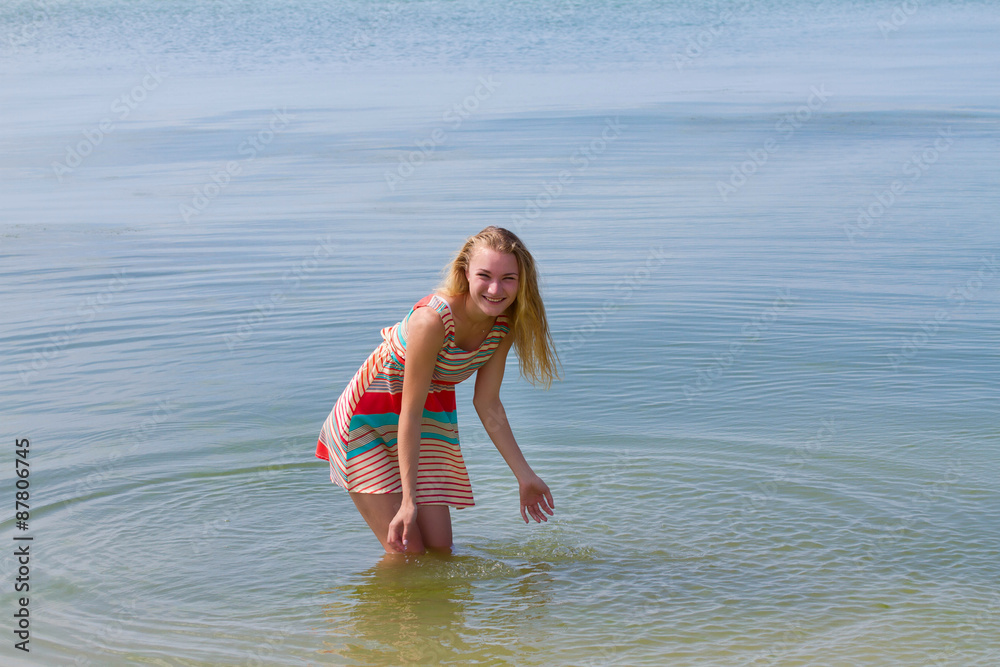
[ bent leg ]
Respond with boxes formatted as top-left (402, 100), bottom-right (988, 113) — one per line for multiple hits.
top-left (416, 505), bottom-right (453, 553)
top-left (349, 492), bottom-right (424, 554)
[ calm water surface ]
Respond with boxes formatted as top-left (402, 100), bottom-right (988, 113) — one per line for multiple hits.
top-left (2, 1), bottom-right (999, 665)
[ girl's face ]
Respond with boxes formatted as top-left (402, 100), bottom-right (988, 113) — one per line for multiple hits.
top-left (466, 248), bottom-right (519, 317)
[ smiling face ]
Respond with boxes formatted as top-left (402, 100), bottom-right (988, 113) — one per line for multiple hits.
top-left (465, 247), bottom-right (519, 317)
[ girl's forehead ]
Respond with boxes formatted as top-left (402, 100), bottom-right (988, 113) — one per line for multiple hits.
top-left (469, 248), bottom-right (518, 273)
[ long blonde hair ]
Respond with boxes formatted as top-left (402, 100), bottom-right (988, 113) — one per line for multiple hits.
top-left (436, 226), bottom-right (560, 388)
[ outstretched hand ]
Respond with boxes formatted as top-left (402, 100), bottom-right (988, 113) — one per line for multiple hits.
top-left (519, 474), bottom-right (555, 523)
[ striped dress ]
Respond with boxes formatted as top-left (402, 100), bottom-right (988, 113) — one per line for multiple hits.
top-left (315, 294), bottom-right (510, 508)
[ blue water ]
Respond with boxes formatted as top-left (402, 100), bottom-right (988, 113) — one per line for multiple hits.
top-left (2, 1), bottom-right (999, 665)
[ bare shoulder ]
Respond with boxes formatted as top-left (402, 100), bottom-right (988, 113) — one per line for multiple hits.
top-left (406, 305), bottom-right (446, 345)
top-left (431, 292), bottom-right (455, 313)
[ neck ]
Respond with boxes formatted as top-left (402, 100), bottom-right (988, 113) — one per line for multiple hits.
top-left (460, 293), bottom-right (495, 328)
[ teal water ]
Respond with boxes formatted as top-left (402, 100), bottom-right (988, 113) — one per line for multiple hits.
top-left (2, 1), bottom-right (999, 665)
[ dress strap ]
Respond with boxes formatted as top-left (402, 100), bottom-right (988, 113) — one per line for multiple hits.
top-left (412, 294), bottom-right (456, 339)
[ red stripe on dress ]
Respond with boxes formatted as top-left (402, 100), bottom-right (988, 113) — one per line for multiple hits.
top-left (419, 451), bottom-right (465, 465)
top-left (315, 295), bottom-right (509, 507)
top-left (415, 491), bottom-right (474, 503)
top-left (348, 444), bottom-right (394, 468)
top-left (352, 461), bottom-right (398, 487)
top-left (418, 487), bottom-right (474, 495)
top-left (315, 439), bottom-right (329, 460)
top-left (417, 468), bottom-right (469, 478)
top-left (356, 474), bottom-right (402, 494)
top-left (353, 390), bottom-right (400, 414)
top-left (355, 472), bottom-right (401, 494)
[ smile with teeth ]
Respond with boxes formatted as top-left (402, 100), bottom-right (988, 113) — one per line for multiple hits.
top-left (483, 295), bottom-right (505, 303)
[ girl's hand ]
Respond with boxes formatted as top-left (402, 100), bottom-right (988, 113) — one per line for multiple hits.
top-left (519, 474), bottom-right (555, 524)
top-left (387, 502), bottom-right (418, 552)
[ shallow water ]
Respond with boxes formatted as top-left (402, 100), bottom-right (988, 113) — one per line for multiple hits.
top-left (2, 0), bottom-right (1000, 665)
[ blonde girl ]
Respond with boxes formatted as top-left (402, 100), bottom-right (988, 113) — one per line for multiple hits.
top-left (316, 226), bottom-right (560, 553)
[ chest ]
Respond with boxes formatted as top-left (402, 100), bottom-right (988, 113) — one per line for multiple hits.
top-left (451, 328), bottom-right (493, 353)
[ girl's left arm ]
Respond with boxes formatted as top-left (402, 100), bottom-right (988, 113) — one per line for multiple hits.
top-left (473, 332), bottom-right (555, 523)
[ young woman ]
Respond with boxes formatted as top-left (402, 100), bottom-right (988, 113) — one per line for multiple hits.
top-left (316, 226), bottom-right (560, 554)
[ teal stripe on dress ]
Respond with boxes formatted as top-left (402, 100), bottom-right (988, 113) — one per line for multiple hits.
top-left (344, 438), bottom-right (384, 459)
top-left (345, 429), bottom-right (461, 459)
top-left (351, 409), bottom-right (456, 430)
top-left (423, 408), bottom-right (457, 423)
top-left (345, 429), bottom-right (462, 459)
top-left (350, 412), bottom-right (399, 429)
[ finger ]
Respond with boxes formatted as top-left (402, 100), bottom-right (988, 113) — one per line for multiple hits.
top-left (520, 504), bottom-right (529, 523)
top-left (388, 521), bottom-right (405, 552)
top-left (528, 498), bottom-right (547, 520)
top-left (545, 489), bottom-right (555, 510)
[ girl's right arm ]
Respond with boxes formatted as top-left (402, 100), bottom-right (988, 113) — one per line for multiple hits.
top-left (386, 307), bottom-right (446, 552)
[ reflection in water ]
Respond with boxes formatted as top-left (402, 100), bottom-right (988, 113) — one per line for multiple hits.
top-left (319, 550), bottom-right (556, 665)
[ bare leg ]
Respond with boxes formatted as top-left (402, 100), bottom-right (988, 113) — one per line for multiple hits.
top-left (351, 492), bottom-right (451, 553)
top-left (350, 492), bottom-right (423, 553)
top-left (349, 492), bottom-right (454, 554)
top-left (416, 505), bottom-right (453, 554)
